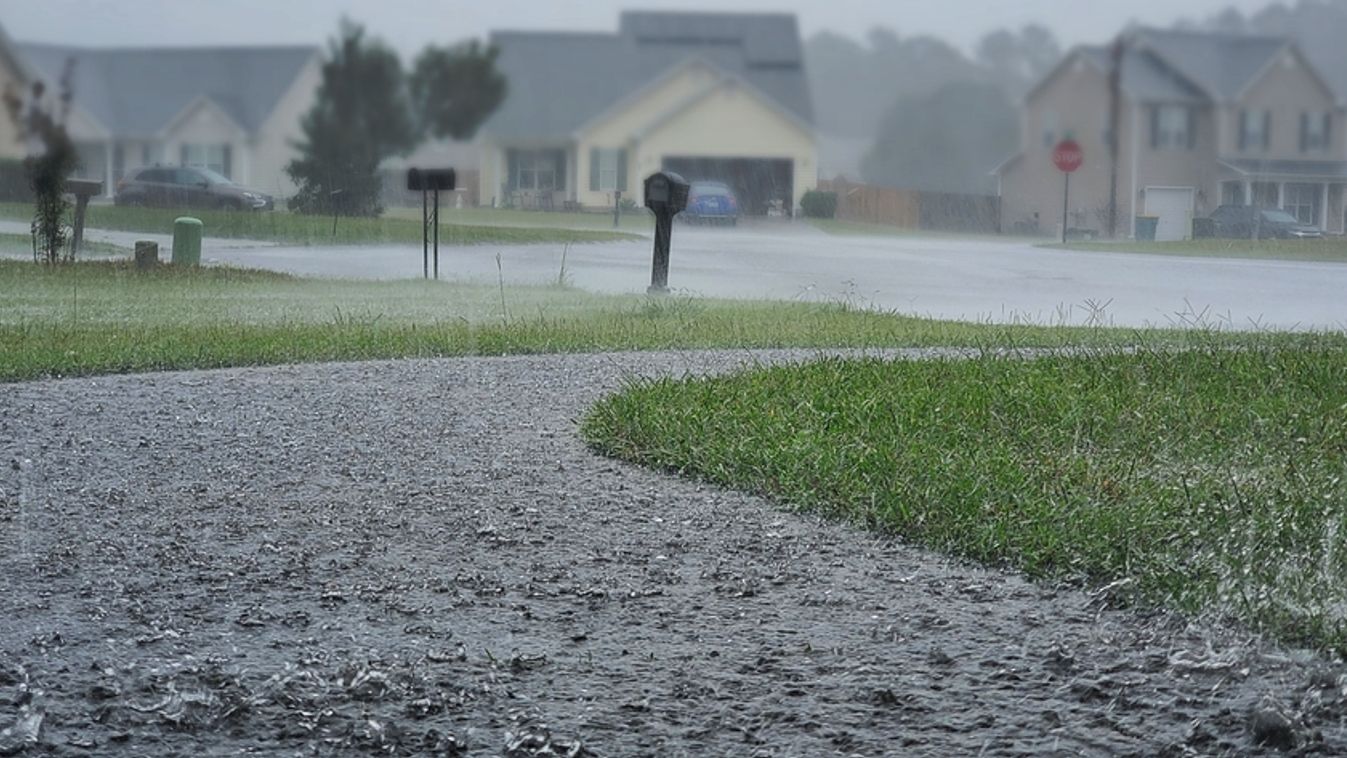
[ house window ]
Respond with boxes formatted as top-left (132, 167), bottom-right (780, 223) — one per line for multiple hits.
top-left (1151, 105), bottom-right (1193, 149)
top-left (181, 143), bottom-right (230, 178)
top-left (1283, 183), bottom-right (1321, 225)
top-left (597, 149), bottom-right (620, 191)
top-left (1239, 109), bottom-right (1271, 151)
top-left (512, 149), bottom-right (562, 192)
top-left (588, 148), bottom-right (627, 193)
top-left (1042, 110), bottom-right (1059, 148)
top-left (1301, 112), bottom-right (1332, 152)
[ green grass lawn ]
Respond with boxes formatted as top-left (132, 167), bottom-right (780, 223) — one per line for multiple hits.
top-left (0, 232), bottom-right (129, 258)
top-left (0, 259), bottom-right (1183, 383)
top-left (1046, 237), bottom-right (1347, 263)
top-left (385, 204), bottom-right (655, 232)
top-left (583, 342), bottom-right (1347, 652)
top-left (0, 203), bottom-right (639, 247)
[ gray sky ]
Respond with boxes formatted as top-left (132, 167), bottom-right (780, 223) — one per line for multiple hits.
top-left (0, 0), bottom-right (1275, 55)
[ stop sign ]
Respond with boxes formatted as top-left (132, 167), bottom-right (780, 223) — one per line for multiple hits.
top-left (1053, 139), bottom-right (1083, 173)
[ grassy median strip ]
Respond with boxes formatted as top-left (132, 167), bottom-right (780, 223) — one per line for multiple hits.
top-left (583, 341), bottom-right (1347, 652)
top-left (0, 260), bottom-right (1188, 382)
top-left (0, 203), bottom-right (638, 247)
top-left (1045, 237), bottom-right (1347, 263)
top-left (0, 232), bottom-right (130, 258)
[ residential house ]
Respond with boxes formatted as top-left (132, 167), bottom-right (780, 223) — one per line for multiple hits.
top-left (997, 28), bottom-right (1346, 240)
top-left (16, 42), bottom-right (321, 198)
top-left (0, 22), bottom-right (30, 159)
top-left (479, 11), bottom-right (818, 215)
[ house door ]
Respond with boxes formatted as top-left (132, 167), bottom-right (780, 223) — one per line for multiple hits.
top-left (1144, 187), bottom-right (1195, 241)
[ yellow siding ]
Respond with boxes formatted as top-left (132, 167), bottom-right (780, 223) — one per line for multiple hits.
top-left (481, 61), bottom-right (818, 210)
top-left (632, 81), bottom-right (817, 208)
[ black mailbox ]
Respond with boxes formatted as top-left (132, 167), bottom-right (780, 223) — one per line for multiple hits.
top-left (407, 167), bottom-right (457, 192)
top-left (644, 171), bottom-right (689, 213)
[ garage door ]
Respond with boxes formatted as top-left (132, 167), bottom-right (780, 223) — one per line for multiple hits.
top-left (661, 157), bottom-right (793, 216)
top-left (1144, 187), bottom-right (1195, 241)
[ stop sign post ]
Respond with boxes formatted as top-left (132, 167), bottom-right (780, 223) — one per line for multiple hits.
top-left (1053, 139), bottom-right (1083, 243)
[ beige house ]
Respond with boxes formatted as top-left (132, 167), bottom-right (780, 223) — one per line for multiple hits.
top-left (479, 12), bottom-right (817, 215)
top-left (0, 22), bottom-right (30, 159)
top-left (16, 42), bottom-right (321, 199)
top-left (998, 28), bottom-right (1347, 240)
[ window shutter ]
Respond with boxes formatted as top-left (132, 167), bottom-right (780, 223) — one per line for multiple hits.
top-left (616, 149), bottom-right (627, 192)
top-left (1300, 113), bottom-right (1308, 152)
top-left (1324, 113), bottom-right (1333, 151)
top-left (222, 144), bottom-right (232, 179)
top-left (1238, 110), bottom-right (1247, 150)
top-left (1150, 106), bottom-right (1160, 148)
top-left (555, 150), bottom-right (566, 191)
top-left (180, 144), bottom-right (189, 166)
top-left (589, 148), bottom-right (600, 192)
top-left (1263, 110), bottom-right (1272, 149)
top-left (1186, 109), bottom-right (1196, 149)
top-left (506, 150), bottom-right (519, 191)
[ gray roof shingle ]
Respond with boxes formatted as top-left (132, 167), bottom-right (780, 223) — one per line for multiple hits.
top-left (1079, 46), bottom-right (1206, 103)
top-left (1133, 28), bottom-right (1290, 101)
top-left (17, 43), bottom-right (317, 138)
top-left (482, 12), bottom-right (812, 142)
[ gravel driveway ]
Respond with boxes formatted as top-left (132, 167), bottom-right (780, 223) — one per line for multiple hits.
top-left (2, 350), bottom-right (1345, 756)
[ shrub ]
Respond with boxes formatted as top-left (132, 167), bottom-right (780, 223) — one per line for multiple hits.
top-left (800, 190), bottom-right (838, 219)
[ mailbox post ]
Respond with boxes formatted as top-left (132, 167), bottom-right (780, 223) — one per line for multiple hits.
top-left (643, 171), bottom-right (689, 293)
top-left (407, 168), bottom-right (456, 279)
top-left (64, 178), bottom-right (103, 260)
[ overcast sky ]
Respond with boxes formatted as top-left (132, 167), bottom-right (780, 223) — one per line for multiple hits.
top-left (1, 0), bottom-right (1274, 55)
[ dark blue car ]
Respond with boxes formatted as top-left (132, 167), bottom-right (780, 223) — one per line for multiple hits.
top-left (682, 181), bottom-right (739, 225)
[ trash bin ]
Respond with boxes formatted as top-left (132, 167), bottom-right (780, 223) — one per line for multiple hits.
top-left (1192, 217), bottom-right (1215, 239)
top-left (1135, 215), bottom-right (1159, 242)
top-left (172, 217), bottom-right (203, 266)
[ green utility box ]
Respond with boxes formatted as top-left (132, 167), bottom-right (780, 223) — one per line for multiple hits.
top-left (172, 217), bottom-right (203, 266)
top-left (1134, 215), bottom-right (1159, 242)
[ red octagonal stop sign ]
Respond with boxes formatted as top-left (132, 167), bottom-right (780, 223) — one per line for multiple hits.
top-left (1053, 139), bottom-right (1083, 173)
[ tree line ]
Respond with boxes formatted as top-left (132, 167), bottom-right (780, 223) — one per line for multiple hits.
top-left (286, 19), bottom-right (505, 217)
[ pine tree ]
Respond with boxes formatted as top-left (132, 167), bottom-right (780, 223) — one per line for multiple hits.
top-left (286, 20), bottom-right (417, 216)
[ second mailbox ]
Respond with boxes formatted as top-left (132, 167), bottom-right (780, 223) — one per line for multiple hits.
top-left (644, 171), bottom-right (689, 214)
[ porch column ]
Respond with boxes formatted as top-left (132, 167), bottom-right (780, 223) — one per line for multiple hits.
top-left (1321, 182), bottom-right (1330, 229)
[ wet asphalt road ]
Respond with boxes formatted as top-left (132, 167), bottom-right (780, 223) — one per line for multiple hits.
top-left (211, 224), bottom-right (1347, 331)
top-left (5, 219), bottom-right (1347, 330)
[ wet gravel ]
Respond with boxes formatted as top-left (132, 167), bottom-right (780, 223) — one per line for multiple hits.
top-left (2, 349), bottom-right (1346, 757)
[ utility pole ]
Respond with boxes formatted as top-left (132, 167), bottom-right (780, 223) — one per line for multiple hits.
top-left (1107, 35), bottom-right (1124, 238)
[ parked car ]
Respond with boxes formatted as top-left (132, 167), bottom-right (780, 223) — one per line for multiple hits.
top-left (115, 166), bottom-right (274, 211)
top-left (1208, 205), bottom-right (1322, 239)
top-left (682, 181), bottom-right (739, 225)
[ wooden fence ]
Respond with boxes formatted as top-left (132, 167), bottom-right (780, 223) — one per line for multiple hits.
top-left (819, 179), bottom-right (1000, 234)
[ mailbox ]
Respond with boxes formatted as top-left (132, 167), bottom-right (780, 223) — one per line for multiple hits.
top-left (407, 167), bottom-right (457, 192)
top-left (644, 171), bottom-right (689, 214)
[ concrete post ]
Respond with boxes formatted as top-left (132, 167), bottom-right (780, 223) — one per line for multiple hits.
top-left (134, 240), bottom-right (158, 271)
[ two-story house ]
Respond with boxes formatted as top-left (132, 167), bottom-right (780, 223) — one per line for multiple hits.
top-left (997, 28), bottom-right (1346, 240)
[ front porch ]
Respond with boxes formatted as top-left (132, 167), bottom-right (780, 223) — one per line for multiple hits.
top-left (1219, 159), bottom-right (1347, 233)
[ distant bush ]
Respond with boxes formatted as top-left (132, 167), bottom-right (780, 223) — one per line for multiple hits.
top-left (800, 190), bottom-right (837, 219)
top-left (0, 158), bottom-right (34, 203)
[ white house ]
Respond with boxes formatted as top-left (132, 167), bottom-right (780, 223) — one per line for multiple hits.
top-left (17, 42), bottom-right (321, 198)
